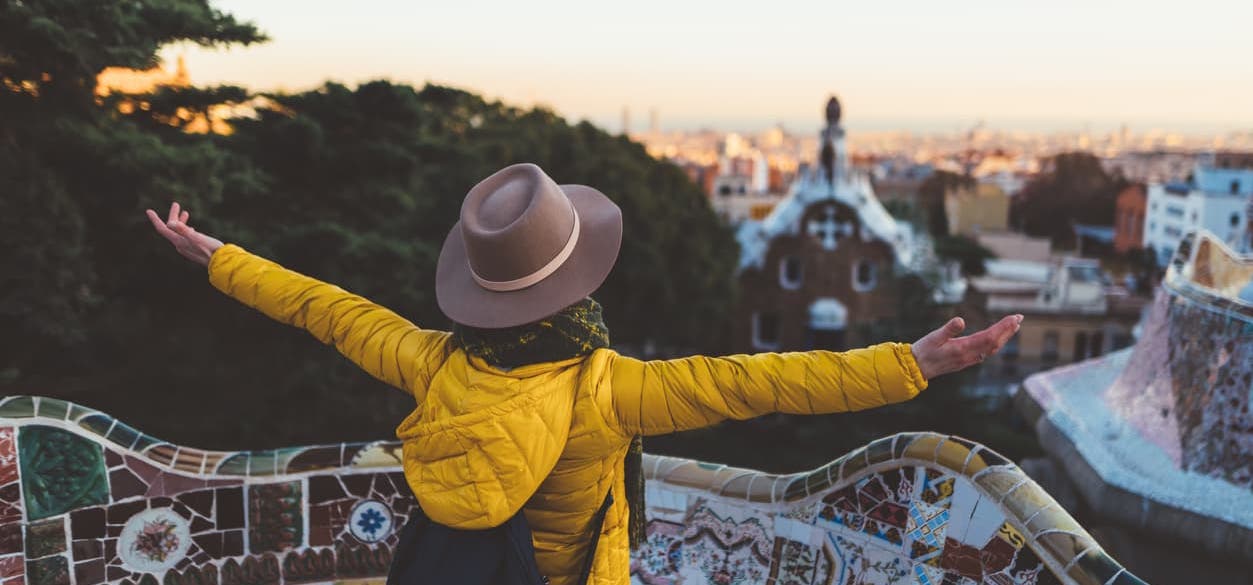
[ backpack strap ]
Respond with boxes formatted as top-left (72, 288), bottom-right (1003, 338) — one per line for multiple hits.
top-left (574, 491), bottom-right (615, 585)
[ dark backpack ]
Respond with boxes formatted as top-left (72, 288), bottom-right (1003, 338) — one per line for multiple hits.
top-left (386, 492), bottom-right (614, 585)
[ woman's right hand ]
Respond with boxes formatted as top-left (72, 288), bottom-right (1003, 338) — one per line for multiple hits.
top-left (145, 202), bottom-right (224, 267)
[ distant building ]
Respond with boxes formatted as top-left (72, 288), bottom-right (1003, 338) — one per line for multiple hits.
top-left (707, 150), bottom-right (787, 225)
top-left (975, 231), bottom-right (1052, 263)
top-left (962, 257), bottom-right (1143, 368)
top-left (944, 182), bottom-right (1008, 237)
top-left (1113, 183), bottom-right (1147, 253)
top-left (1144, 153), bottom-right (1252, 265)
top-left (732, 96), bottom-right (916, 352)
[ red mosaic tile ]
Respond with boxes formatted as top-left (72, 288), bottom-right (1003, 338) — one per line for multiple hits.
top-left (175, 491), bottom-right (213, 519)
top-left (72, 559), bottom-right (103, 585)
top-left (149, 473), bottom-right (208, 498)
top-left (0, 525), bottom-right (21, 555)
top-left (0, 554), bottom-right (23, 579)
top-left (122, 457), bottom-right (161, 484)
top-left (0, 484), bottom-right (18, 506)
top-left (939, 538), bottom-right (984, 581)
top-left (0, 429), bottom-right (16, 486)
top-left (107, 469), bottom-right (147, 501)
top-left (0, 501), bottom-right (20, 525)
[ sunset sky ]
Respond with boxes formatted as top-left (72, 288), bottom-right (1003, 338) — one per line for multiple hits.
top-left (173, 0), bottom-right (1253, 134)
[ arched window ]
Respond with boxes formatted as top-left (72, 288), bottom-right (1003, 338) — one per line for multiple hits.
top-left (852, 259), bottom-right (877, 292)
top-left (752, 312), bottom-right (780, 350)
top-left (779, 256), bottom-right (803, 290)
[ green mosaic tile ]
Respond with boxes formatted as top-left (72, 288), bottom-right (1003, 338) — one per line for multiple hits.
top-left (271, 447), bottom-right (306, 474)
top-left (19, 426), bottom-right (109, 521)
top-left (105, 422), bottom-right (140, 450)
top-left (801, 468), bottom-right (830, 498)
top-left (216, 453), bottom-right (250, 476)
top-left (837, 446), bottom-right (869, 482)
top-left (864, 436), bottom-right (894, 466)
top-left (76, 414), bottom-right (113, 437)
top-left (1110, 571), bottom-right (1150, 585)
top-left (131, 433), bottom-right (160, 452)
top-left (891, 432), bottom-right (915, 459)
top-left (26, 555), bottom-right (69, 585)
top-left (1067, 548), bottom-right (1123, 585)
top-left (0, 396), bottom-right (36, 418)
top-left (24, 518), bottom-right (67, 558)
top-left (781, 477), bottom-right (807, 500)
top-left (34, 399), bottom-right (69, 421)
top-left (66, 404), bottom-right (92, 422)
top-left (247, 450), bottom-right (279, 476)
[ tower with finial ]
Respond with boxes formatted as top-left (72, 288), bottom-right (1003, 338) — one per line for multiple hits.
top-left (819, 95), bottom-right (847, 189)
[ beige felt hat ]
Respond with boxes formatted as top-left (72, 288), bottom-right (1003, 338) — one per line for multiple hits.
top-left (435, 163), bottom-right (623, 328)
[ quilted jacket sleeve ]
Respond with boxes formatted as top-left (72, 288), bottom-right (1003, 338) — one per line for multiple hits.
top-left (604, 342), bottom-right (928, 436)
top-left (207, 244), bottom-right (451, 395)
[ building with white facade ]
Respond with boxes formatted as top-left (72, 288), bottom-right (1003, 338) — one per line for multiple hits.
top-left (1143, 154), bottom-right (1252, 265)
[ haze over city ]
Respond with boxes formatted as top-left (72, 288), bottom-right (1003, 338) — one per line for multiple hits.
top-left (175, 0), bottom-right (1253, 134)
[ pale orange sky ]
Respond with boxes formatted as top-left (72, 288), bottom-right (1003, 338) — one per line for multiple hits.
top-left (173, 0), bottom-right (1253, 133)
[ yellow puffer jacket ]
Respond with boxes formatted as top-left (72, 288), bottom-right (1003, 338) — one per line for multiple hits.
top-left (207, 244), bottom-right (929, 585)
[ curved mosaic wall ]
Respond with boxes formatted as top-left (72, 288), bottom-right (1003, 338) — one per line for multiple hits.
top-left (1157, 232), bottom-right (1253, 487)
top-left (0, 396), bottom-right (1145, 585)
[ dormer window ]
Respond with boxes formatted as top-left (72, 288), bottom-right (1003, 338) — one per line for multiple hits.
top-left (779, 256), bottom-right (803, 290)
top-left (853, 259), bottom-right (877, 292)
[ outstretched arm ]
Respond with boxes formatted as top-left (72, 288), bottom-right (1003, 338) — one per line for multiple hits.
top-left (146, 203), bottom-right (451, 395)
top-left (603, 315), bottom-right (1021, 437)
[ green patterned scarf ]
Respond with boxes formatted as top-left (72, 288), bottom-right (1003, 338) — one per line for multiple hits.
top-left (452, 298), bottom-right (646, 548)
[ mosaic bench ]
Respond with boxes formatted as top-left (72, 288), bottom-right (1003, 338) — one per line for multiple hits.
top-left (0, 396), bottom-right (1146, 585)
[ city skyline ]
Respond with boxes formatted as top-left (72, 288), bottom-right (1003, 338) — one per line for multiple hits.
top-left (175, 0), bottom-right (1253, 134)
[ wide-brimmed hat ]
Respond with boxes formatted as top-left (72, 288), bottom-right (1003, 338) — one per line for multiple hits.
top-left (436, 163), bottom-right (623, 328)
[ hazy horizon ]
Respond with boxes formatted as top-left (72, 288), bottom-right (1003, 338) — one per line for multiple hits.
top-left (171, 0), bottom-right (1253, 136)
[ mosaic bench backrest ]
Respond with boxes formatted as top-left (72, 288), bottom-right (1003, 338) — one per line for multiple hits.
top-left (1152, 231), bottom-right (1253, 487)
top-left (0, 396), bottom-right (1146, 585)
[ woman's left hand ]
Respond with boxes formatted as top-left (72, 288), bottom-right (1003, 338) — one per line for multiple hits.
top-left (911, 314), bottom-right (1023, 380)
top-left (145, 202), bottom-right (224, 267)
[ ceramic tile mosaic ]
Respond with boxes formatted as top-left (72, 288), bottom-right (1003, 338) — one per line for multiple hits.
top-left (1161, 232), bottom-right (1253, 488)
top-left (1019, 231), bottom-right (1252, 561)
top-left (0, 396), bottom-right (1145, 585)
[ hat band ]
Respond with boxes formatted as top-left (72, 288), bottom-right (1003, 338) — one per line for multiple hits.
top-left (470, 212), bottom-right (581, 292)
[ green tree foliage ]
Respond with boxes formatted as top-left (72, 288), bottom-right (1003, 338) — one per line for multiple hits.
top-left (1010, 152), bottom-right (1127, 247)
top-left (0, 2), bottom-right (736, 448)
top-left (934, 235), bottom-right (996, 276)
top-left (916, 170), bottom-right (973, 237)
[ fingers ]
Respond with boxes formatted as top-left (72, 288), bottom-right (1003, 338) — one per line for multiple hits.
top-left (169, 221), bottom-right (197, 238)
top-left (166, 202), bottom-right (179, 225)
top-left (146, 209), bottom-right (180, 243)
top-left (967, 314), bottom-right (1024, 357)
top-left (179, 210), bottom-right (189, 224)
